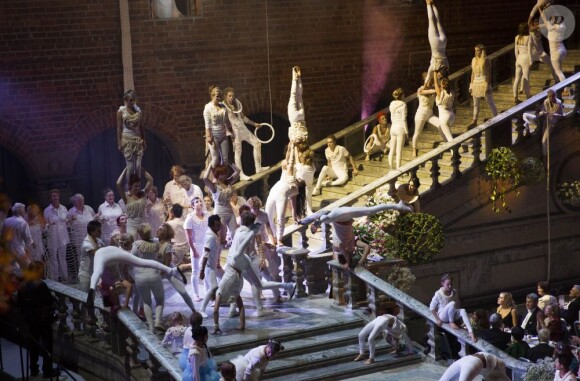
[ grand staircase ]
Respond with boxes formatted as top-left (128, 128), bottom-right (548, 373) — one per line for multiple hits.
top-left (310, 50), bottom-right (579, 211)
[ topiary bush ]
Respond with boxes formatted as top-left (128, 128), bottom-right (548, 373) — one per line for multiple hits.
top-left (394, 213), bottom-right (445, 265)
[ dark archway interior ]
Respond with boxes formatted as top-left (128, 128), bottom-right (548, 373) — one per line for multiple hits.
top-left (72, 128), bottom-right (176, 208)
top-left (0, 146), bottom-right (32, 204)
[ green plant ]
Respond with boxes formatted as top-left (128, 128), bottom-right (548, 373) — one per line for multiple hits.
top-left (394, 213), bottom-right (445, 265)
top-left (524, 357), bottom-right (554, 381)
top-left (557, 180), bottom-right (580, 205)
top-left (485, 147), bottom-right (523, 213)
top-left (386, 266), bottom-right (416, 292)
top-left (519, 156), bottom-right (545, 185)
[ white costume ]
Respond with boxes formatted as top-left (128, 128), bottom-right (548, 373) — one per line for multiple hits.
top-left (438, 352), bottom-right (510, 381)
top-left (98, 201), bottom-right (123, 245)
top-left (388, 100), bottom-right (408, 170)
top-left (231, 345), bottom-right (271, 381)
top-left (425, 2), bottom-right (449, 84)
top-left (470, 57), bottom-right (498, 121)
top-left (200, 228), bottom-right (224, 314)
top-left (265, 175), bottom-right (299, 242)
top-left (204, 102), bottom-right (230, 168)
top-left (26, 217), bottom-right (45, 262)
top-left (436, 89), bottom-right (455, 142)
top-left (513, 35), bottom-right (532, 99)
top-left (146, 197), bottom-right (165, 235)
top-left (184, 210), bottom-right (210, 299)
top-left (225, 98), bottom-right (267, 176)
top-left (87, 246), bottom-right (194, 312)
top-left (254, 210), bottom-right (282, 297)
top-left (357, 314), bottom-right (409, 360)
top-left (314, 145), bottom-right (351, 190)
top-left (522, 96), bottom-right (563, 155)
top-left (413, 86), bottom-right (441, 152)
top-left (43, 204), bottom-right (70, 281)
top-left (67, 205), bottom-right (96, 279)
top-left (366, 124), bottom-right (390, 157)
top-left (77, 235), bottom-right (104, 292)
top-left (118, 104), bottom-right (143, 181)
top-left (554, 370), bottom-right (577, 381)
top-left (529, 28), bottom-right (558, 82)
top-left (295, 160), bottom-right (315, 215)
top-left (151, 0), bottom-right (183, 19)
top-left (167, 218), bottom-right (189, 266)
top-left (429, 287), bottom-right (474, 333)
top-left (546, 21), bottom-right (567, 82)
top-left (125, 196), bottom-right (149, 240)
top-left (288, 73), bottom-right (308, 143)
top-left (177, 184), bottom-right (204, 216)
top-left (212, 185), bottom-right (238, 241)
top-left (163, 179), bottom-right (184, 206)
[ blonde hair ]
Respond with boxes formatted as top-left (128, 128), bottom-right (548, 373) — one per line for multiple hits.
top-left (473, 44), bottom-right (487, 73)
top-left (500, 292), bottom-right (515, 308)
top-left (392, 88), bottom-right (404, 100)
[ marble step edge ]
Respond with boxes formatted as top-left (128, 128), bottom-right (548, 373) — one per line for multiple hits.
top-left (210, 318), bottom-right (363, 355)
top-left (263, 349), bottom-right (422, 381)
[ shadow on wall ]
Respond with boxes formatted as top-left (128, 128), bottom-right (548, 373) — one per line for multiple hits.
top-left (72, 128), bottom-right (175, 208)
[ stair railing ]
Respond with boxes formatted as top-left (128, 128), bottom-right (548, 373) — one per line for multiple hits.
top-left (44, 280), bottom-right (182, 381)
top-left (276, 71), bottom-right (580, 245)
top-left (346, 264), bottom-right (531, 380)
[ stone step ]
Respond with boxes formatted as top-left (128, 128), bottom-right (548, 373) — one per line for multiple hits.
top-left (212, 320), bottom-right (364, 357)
top-left (263, 345), bottom-right (422, 381)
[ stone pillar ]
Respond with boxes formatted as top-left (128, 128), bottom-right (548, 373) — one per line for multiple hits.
top-left (277, 246), bottom-right (309, 298)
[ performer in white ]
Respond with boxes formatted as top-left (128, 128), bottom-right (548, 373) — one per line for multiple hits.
top-left (424, 0), bottom-right (449, 85)
top-left (199, 215), bottom-right (224, 318)
top-left (365, 112), bottom-right (390, 161)
top-left (467, 45), bottom-right (498, 129)
top-left (301, 201), bottom-right (412, 269)
top-left (117, 90), bottom-right (145, 183)
top-left (204, 85), bottom-right (233, 168)
top-left (163, 165), bottom-right (186, 209)
top-left (527, 17), bottom-right (558, 85)
top-left (77, 220), bottom-right (104, 292)
top-left (86, 233), bottom-right (192, 312)
top-left (522, 89), bottom-right (563, 157)
top-left (312, 135), bottom-right (358, 196)
top-left (98, 189), bottom-right (124, 245)
top-left (224, 88), bottom-right (270, 181)
top-left (388, 88), bottom-right (408, 171)
top-left (354, 305), bottom-right (413, 365)
top-left (513, 23), bottom-right (532, 104)
top-left (438, 352), bottom-right (510, 381)
top-left (413, 73), bottom-right (440, 157)
top-left (433, 73), bottom-right (455, 144)
top-left (184, 197), bottom-right (211, 302)
top-left (287, 66), bottom-right (308, 144)
top-left (230, 340), bottom-right (284, 381)
top-left (202, 164), bottom-right (240, 241)
top-left (540, 6), bottom-right (567, 83)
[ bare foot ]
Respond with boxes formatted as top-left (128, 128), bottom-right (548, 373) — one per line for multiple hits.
top-left (213, 326), bottom-right (222, 335)
top-left (364, 359), bottom-right (374, 365)
top-left (449, 322), bottom-right (460, 329)
top-left (353, 354), bottom-right (365, 362)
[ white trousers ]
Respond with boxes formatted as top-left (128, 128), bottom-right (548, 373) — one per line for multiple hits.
top-left (551, 45), bottom-right (567, 82)
top-left (437, 301), bottom-right (473, 332)
top-left (233, 125), bottom-right (263, 174)
top-left (208, 137), bottom-right (230, 168)
top-left (413, 108), bottom-right (440, 150)
top-left (438, 107), bottom-right (455, 142)
top-left (514, 54), bottom-right (531, 99)
top-left (265, 193), bottom-right (289, 242)
top-left (315, 166), bottom-right (348, 189)
top-left (473, 89), bottom-right (498, 120)
top-left (358, 317), bottom-right (388, 360)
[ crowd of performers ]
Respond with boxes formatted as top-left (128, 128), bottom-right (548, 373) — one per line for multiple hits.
top-left (0, 0), bottom-right (573, 379)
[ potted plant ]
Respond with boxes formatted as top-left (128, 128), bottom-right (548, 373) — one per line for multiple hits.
top-left (485, 147), bottom-right (523, 213)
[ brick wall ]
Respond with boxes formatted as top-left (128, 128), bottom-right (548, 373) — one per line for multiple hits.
top-left (0, 0), bottom-right (563, 188)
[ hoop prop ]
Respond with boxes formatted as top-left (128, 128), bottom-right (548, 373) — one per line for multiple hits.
top-left (363, 134), bottom-right (378, 153)
top-left (255, 123), bottom-right (275, 144)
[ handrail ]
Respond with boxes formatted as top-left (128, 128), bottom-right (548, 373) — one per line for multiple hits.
top-left (351, 265), bottom-right (530, 376)
top-left (233, 43), bottom-right (516, 194)
top-left (279, 71), bottom-right (580, 240)
top-left (45, 280), bottom-right (182, 381)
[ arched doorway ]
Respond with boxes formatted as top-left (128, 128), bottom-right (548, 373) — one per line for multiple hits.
top-left (0, 146), bottom-right (33, 204)
top-left (72, 128), bottom-right (176, 208)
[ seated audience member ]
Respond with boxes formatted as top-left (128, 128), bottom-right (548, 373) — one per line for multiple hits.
top-left (479, 313), bottom-right (511, 350)
top-left (537, 281), bottom-right (557, 310)
top-left (505, 326), bottom-right (530, 359)
top-left (537, 303), bottom-right (563, 342)
top-left (527, 328), bottom-right (554, 363)
top-left (554, 343), bottom-right (579, 376)
top-left (553, 352), bottom-right (576, 381)
top-left (496, 291), bottom-right (518, 329)
top-left (520, 293), bottom-right (540, 335)
top-left (565, 285), bottom-right (580, 328)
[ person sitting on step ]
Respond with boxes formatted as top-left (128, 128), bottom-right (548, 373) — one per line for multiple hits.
top-left (312, 134), bottom-right (358, 196)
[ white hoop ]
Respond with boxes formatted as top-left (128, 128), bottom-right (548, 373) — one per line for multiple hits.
top-left (232, 98), bottom-right (243, 114)
top-left (363, 134), bottom-right (378, 153)
top-left (255, 123), bottom-right (275, 144)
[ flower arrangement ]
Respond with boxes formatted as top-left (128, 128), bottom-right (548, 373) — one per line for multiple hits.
top-left (386, 265), bottom-right (416, 292)
top-left (485, 147), bottom-right (522, 213)
top-left (524, 357), bottom-right (554, 381)
top-left (557, 180), bottom-right (580, 206)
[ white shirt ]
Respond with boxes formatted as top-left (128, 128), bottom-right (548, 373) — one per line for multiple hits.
top-left (183, 211), bottom-right (210, 251)
top-left (325, 145), bottom-right (349, 174)
top-left (98, 201), bottom-right (123, 243)
top-left (167, 218), bottom-right (189, 253)
top-left (67, 205), bottom-right (96, 246)
top-left (163, 180), bottom-right (183, 205)
top-left (1, 215), bottom-right (33, 257)
top-left (203, 229), bottom-right (222, 270)
top-left (78, 235), bottom-right (104, 278)
top-left (44, 204), bottom-right (70, 247)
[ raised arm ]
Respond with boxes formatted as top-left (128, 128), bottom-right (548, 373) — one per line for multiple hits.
top-left (143, 170), bottom-right (153, 194)
top-left (434, 72), bottom-right (442, 98)
top-left (202, 166), bottom-right (217, 194)
top-left (117, 168), bottom-right (128, 204)
top-left (230, 163), bottom-right (241, 184)
top-left (117, 110), bottom-right (123, 152)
